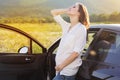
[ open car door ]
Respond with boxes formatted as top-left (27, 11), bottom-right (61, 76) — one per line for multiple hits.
top-left (0, 24), bottom-right (48, 80)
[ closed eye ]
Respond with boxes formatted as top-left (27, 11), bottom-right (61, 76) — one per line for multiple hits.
top-left (72, 5), bottom-right (76, 8)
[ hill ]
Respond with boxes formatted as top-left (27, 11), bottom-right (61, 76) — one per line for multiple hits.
top-left (0, 0), bottom-right (120, 17)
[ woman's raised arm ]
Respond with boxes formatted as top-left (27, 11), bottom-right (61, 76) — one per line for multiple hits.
top-left (51, 9), bottom-right (68, 16)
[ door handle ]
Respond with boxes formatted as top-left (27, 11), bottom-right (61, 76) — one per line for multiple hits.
top-left (25, 57), bottom-right (31, 61)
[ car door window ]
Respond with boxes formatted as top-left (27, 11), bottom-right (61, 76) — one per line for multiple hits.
top-left (85, 30), bottom-right (120, 79)
top-left (32, 41), bottom-right (42, 54)
top-left (83, 31), bottom-right (96, 53)
top-left (104, 32), bottom-right (120, 65)
top-left (88, 30), bottom-right (116, 62)
top-left (0, 28), bottom-right (29, 53)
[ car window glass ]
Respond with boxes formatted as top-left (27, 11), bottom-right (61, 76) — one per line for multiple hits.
top-left (104, 33), bottom-right (120, 65)
top-left (81, 32), bottom-right (96, 56)
top-left (84, 32), bottom-right (96, 50)
top-left (32, 41), bottom-right (42, 54)
top-left (0, 28), bottom-right (29, 53)
top-left (87, 31), bottom-right (117, 62)
top-left (85, 30), bottom-right (120, 79)
top-left (53, 47), bottom-right (58, 54)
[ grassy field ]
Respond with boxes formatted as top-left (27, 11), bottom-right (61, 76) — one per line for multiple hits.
top-left (0, 23), bottom-right (63, 53)
top-left (8, 23), bottom-right (62, 48)
top-left (0, 22), bottom-right (110, 53)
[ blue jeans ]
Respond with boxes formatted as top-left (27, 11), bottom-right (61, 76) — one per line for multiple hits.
top-left (52, 72), bottom-right (76, 80)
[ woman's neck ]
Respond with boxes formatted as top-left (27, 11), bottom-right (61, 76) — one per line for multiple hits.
top-left (70, 16), bottom-right (80, 27)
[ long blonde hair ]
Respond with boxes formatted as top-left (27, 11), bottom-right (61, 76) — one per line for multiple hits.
top-left (78, 3), bottom-right (90, 29)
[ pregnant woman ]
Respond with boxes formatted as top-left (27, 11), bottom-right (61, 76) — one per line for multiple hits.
top-left (51, 2), bottom-right (90, 80)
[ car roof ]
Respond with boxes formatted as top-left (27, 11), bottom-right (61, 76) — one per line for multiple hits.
top-left (90, 24), bottom-right (120, 31)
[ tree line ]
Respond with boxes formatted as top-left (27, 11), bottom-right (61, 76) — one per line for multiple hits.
top-left (0, 16), bottom-right (54, 23)
top-left (0, 12), bottom-right (120, 23)
top-left (90, 12), bottom-right (120, 23)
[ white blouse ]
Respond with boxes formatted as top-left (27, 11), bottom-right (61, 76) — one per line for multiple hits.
top-left (54, 15), bottom-right (87, 76)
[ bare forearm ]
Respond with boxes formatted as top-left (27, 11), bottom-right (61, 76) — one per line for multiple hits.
top-left (51, 9), bottom-right (68, 16)
top-left (55, 52), bottom-right (79, 71)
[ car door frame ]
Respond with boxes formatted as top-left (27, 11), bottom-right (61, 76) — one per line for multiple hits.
top-left (0, 24), bottom-right (48, 80)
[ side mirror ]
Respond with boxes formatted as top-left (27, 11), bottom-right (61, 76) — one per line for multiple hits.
top-left (18, 46), bottom-right (29, 54)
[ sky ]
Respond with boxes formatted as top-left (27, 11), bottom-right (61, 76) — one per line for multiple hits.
top-left (0, 0), bottom-right (120, 14)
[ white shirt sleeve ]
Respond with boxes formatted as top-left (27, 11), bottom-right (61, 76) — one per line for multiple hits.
top-left (53, 15), bottom-right (70, 33)
top-left (73, 26), bottom-right (87, 55)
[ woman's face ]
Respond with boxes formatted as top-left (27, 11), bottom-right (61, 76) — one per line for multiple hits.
top-left (67, 4), bottom-right (80, 16)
